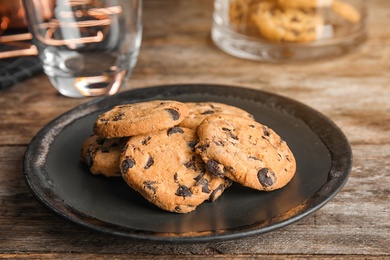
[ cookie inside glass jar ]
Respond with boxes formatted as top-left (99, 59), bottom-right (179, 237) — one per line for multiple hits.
top-left (228, 0), bottom-right (363, 43)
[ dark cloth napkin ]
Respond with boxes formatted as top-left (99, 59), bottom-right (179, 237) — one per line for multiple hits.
top-left (0, 53), bottom-right (42, 90)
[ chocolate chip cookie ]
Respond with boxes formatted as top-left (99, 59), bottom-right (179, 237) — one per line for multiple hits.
top-left (195, 114), bottom-right (296, 191)
top-left (179, 102), bottom-right (254, 130)
top-left (229, 0), bottom-right (259, 31)
top-left (251, 0), bottom-right (324, 42)
top-left (93, 100), bottom-right (189, 138)
top-left (120, 126), bottom-right (231, 213)
top-left (80, 134), bottom-right (128, 177)
top-left (277, 0), bottom-right (361, 23)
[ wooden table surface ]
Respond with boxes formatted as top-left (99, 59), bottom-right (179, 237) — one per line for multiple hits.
top-left (1, 0), bottom-right (389, 258)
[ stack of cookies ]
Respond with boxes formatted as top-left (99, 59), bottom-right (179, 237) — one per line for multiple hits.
top-left (81, 100), bottom-right (296, 213)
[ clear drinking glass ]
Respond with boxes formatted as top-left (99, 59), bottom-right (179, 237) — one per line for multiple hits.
top-left (23, 0), bottom-right (142, 98)
top-left (212, 0), bottom-right (367, 62)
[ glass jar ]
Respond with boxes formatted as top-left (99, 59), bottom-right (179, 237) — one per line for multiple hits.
top-left (211, 0), bottom-right (367, 61)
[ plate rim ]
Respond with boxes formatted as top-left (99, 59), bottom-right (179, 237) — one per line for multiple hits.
top-left (23, 83), bottom-right (353, 243)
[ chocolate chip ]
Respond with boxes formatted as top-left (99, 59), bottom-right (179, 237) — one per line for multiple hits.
top-left (213, 140), bottom-right (224, 146)
top-left (248, 156), bottom-right (260, 160)
top-left (200, 110), bottom-right (214, 115)
top-left (176, 185), bottom-right (192, 197)
top-left (187, 140), bottom-right (197, 152)
top-left (209, 184), bottom-right (224, 202)
top-left (174, 206), bottom-right (181, 212)
top-left (291, 16), bottom-right (300, 23)
top-left (248, 135), bottom-right (257, 145)
top-left (257, 168), bottom-right (276, 187)
top-left (196, 178), bottom-right (210, 193)
top-left (196, 143), bottom-right (209, 152)
top-left (174, 173), bottom-right (179, 183)
top-left (122, 157), bottom-right (135, 173)
top-left (262, 126), bottom-right (270, 137)
top-left (165, 108), bottom-right (180, 120)
top-left (193, 173), bottom-right (204, 181)
top-left (230, 134), bottom-right (238, 140)
top-left (206, 159), bottom-right (225, 177)
top-left (85, 150), bottom-right (94, 168)
top-left (112, 112), bottom-right (125, 121)
top-left (144, 156), bottom-right (154, 169)
top-left (222, 127), bottom-right (238, 140)
top-left (142, 136), bottom-right (151, 145)
top-left (183, 157), bottom-right (196, 170)
top-left (143, 181), bottom-right (156, 194)
top-left (167, 126), bottom-right (184, 135)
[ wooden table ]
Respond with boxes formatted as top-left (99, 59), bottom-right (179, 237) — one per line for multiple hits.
top-left (1, 0), bottom-right (389, 258)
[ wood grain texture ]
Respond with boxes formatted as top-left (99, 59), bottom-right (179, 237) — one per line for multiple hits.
top-left (0, 0), bottom-right (389, 258)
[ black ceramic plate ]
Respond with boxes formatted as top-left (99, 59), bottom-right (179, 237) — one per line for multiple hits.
top-left (24, 84), bottom-right (352, 243)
